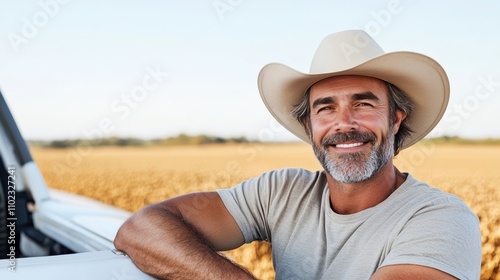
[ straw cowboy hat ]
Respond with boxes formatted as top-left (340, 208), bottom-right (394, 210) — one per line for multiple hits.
top-left (257, 30), bottom-right (449, 149)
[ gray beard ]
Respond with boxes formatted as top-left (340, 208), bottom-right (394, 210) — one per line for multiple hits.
top-left (313, 132), bottom-right (394, 183)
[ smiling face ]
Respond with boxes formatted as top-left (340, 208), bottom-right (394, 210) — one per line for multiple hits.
top-left (308, 75), bottom-right (406, 183)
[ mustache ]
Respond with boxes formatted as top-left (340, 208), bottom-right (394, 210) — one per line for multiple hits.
top-left (321, 131), bottom-right (376, 146)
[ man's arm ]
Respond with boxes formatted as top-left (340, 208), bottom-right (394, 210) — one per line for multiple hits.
top-left (114, 191), bottom-right (255, 280)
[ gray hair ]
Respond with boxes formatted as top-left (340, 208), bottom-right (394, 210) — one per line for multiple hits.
top-left (291, 82), bottom-right (414, 155)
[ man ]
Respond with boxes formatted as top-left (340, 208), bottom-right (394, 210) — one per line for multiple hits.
top-left (114, 30), bottom-right (482, 279)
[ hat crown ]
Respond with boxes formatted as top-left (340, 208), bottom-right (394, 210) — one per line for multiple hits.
top-left (310, 30), bottom-right (385, 74)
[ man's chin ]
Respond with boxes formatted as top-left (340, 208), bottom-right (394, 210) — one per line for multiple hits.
top-left (327, 168), bottom-right (373, 184)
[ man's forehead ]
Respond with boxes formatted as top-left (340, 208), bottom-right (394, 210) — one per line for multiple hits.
top-left (309, 75), bottom-right (388, 99)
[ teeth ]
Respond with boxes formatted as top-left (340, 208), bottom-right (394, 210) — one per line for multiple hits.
top-left (336, 142), bottom-right (363, 148)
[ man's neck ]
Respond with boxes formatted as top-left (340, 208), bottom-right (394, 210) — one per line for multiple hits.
top-left (326, 163), bottom-right (406, 215)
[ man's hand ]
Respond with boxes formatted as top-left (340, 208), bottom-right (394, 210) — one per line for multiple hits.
top-left (114, 191), bottom-right (255, 279)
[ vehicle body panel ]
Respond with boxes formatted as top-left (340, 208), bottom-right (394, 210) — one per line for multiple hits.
top-left (1, 250), bottom-right (154, 279)
top-left (0, 91), bottom-right (153, 278)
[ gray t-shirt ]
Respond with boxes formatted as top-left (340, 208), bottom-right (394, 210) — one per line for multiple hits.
top-left (217, 168), bottom-right (481, 280)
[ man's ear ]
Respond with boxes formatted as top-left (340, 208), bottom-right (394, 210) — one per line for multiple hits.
top-left (393, 110), bottom-right (407, 134)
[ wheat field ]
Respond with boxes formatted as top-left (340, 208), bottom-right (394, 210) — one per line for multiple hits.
top-left (31, 142), bottom-right (500, 279)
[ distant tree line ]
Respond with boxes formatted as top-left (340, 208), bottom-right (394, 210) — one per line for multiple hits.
top-left (27, 135), bottom-right (500, 148)
top-left (421, 136), bottom-right (500, 145)
top-left (159, 134), bottom-right (249, 145)
top-left (28, 134), bottom-right (251, 148)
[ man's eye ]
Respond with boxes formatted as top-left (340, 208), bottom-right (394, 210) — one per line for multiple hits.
top-left (356, 102), bottom-right (373, 107)
top-left (317, 106), bottom-right (332, 113)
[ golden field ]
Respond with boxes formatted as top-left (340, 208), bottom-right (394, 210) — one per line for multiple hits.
top-left (31, 142), bottom-right (500, 280)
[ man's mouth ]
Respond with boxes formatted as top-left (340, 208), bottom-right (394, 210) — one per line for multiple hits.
top-left (322, 131), bottom-right (376, 151)
top-left (334, 142), bottom-right (365, 149)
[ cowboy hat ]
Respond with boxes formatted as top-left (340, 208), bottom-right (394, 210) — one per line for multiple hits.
top-left (257, 29), bottom-right (449, 149)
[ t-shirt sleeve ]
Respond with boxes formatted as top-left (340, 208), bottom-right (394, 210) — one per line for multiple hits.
top-left (381, 196), bottom-right (482, 280)
top-left (216, 170), bottom-right (275, 244)
top-left (216, 168), bottom-right (316, 244)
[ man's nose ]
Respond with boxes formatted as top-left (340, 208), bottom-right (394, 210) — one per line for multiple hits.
top-left (333, 107), bottom-right (359, 132)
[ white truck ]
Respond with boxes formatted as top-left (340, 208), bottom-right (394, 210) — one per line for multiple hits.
top-left (0, 91), bottom-right (153, 279)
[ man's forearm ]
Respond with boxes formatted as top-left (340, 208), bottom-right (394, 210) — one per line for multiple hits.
top-left (114, 204), bottom-right (255, 280)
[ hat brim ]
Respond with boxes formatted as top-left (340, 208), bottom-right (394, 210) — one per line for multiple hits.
top-left (258, 51), bottom-right (449, 149)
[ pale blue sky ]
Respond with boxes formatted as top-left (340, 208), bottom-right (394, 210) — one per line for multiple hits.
top-left (1, 0), bottom-right (499, 141)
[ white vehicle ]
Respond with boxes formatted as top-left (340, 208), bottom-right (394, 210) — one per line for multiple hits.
top-left (0, 91), bottom-right (153, 279)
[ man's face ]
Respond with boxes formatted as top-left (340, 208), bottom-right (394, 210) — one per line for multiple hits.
top-left (308, 75), bottom-right (405, 183)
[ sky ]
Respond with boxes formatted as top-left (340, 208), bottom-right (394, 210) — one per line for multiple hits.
top-left (0, 0), bottom-right (499, 142)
